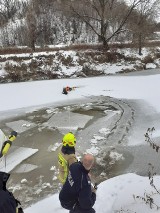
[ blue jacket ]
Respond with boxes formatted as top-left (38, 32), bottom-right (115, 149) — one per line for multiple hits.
top-left (0, 172), bottom-right (17, 213)
top-left (59, 162), bottom-right (96, 213)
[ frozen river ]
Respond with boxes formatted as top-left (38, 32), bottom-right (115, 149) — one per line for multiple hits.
top-left (0, 69), bottom-right (160, 208)
top-left (1, 95), bottom-right (160, 208)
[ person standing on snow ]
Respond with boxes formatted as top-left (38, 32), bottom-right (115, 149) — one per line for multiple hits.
top-left (0, 171), bottom-right (24, 213)
top-left (58, 132), bottom-right (78, 184)
top-left (59, 153), bottom-right (97, 213)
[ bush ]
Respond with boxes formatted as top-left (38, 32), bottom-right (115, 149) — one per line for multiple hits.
top-left (142, 56), bottom-right (154, 64)
top-left (61, 55), bottom-right (74, 66)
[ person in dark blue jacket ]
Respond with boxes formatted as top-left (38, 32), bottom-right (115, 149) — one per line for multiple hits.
top-left (0, 171), bottom-right (17, 213)
top-left (0, 171), bottom-right (24, 213)
top-left (59, 154), bottom-right (96, 213)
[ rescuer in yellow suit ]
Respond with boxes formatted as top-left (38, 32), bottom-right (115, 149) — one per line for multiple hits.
top-left (58, 132), bottom-right (78, 184)
top-left (0, 131), bottom-right (17, 158)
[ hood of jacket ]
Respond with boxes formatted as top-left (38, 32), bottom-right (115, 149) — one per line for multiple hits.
top-left (0, 171), bottom-right (10, 190)
top-left (61, 146), bottom-right (75, 155)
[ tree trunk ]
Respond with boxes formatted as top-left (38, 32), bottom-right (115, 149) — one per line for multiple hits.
top-left (102, 38), bottom-right (109, 50)
top-left (98, 35), bottom-right (109, 50)
top-left (138, 33), bottom-right (142, 55)
top-left (31, 39), bottom-right (36, 52)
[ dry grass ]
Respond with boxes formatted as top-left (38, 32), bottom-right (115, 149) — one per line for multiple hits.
top-left (0, 47), bottom-right (32, 55)
top-left (0, 41), bottom-right (160, 55)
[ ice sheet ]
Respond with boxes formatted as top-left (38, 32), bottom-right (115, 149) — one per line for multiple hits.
top-left (6, 120), bottom-right (37, 133)
top-left (13, 163), bottom-right (38, 173)
top-left (45, 111), bottom-right (93, 133)
top-left (0, 146), bottom-right (38, 172)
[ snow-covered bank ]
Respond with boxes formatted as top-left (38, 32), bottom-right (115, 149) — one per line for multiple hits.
top-left (0, 47), bottom-right (160, 83)
top-left (25, 173), bottom-right (160, 213)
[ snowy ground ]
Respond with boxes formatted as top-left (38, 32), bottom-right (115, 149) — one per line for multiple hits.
top-left (1, 69), bottom-right (160, 212)
top-left (0, 47), bottom-right (160, 82)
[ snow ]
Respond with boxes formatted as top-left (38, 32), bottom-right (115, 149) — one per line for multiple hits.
top-left (86, 146), bottom-right (100, 156)
top-left (48, 143), bottom-right (61, 152)
top-left (98, 128), bottom-right (111, 135)
top-left (1, 66), bottom-right (160, 212)
top-left (0, 129), bottom-right (7, 146)
top-left (21, 179), bottom-right (28, 184)
top-left (95, 173), bottom-right (160, 213)
top-left (1, 73), bottom-right (160, 118)
top-left (0, 130), bottom-right (7, 165)
top-left (117, 47), bottom-right (152, 59)
top-left (25, 173), bottom-right (160, 213)
top-left (146, 63), bottom-right (157, 69)
top-left (0, 47), bottom-right (159, 81)
top-left (25, 193), bottom-right (68, 213)
top-left (109, 151), bottom-right (124, 163)
top-left (152, 129), bottom-right (160, 139)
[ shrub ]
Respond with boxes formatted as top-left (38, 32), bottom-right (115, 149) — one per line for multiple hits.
top-left (0, 47), bottom-right (32, 55)
top-left (29, 59), bottom-right (39, 71)
top-left (44, 56), bottom-right (54, 66)
top-left (61, 55), bottom-right (74, 66)
top-left (142, 56), bottom-right (154, 64)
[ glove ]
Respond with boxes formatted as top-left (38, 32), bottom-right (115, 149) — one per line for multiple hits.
top-left (94, 183), bottom-right (98, 190)
top-left (16, 199), bottom-right (24, 213)
top-left (91, 183), bottom-right (98, 193)
top-left (10, 131), bottom-right (17, 137)
top-left (17, 207), bottom-right (24, 213)
top-left (9, 131), bottom-right (17, 142)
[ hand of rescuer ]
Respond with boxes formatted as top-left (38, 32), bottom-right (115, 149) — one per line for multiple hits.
top-left (91, 183), bottom-right (98, 194)
top-left (1, 131), bottom-right (17, 156)
top-left (9, 131), bottom-right (17, 141)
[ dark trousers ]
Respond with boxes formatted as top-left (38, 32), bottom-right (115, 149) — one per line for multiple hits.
top-left (60, 199), bottom-right (95, 213)
top-left (69, 207), bottom-right (95, 213)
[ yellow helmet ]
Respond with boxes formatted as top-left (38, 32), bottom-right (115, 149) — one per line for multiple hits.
top-left (62, 132), bottom-right (76, 147)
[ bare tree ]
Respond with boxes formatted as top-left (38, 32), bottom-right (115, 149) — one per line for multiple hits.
top-left (127, 0), bottom-right (159, 55)
top-left (0, 0), bottom-right (18, 21)
top-left (25, 0), bottom-right (63, 48)
top-left (62, 0), bottom-right (142, 49)
top-left (26, 1), bottom-right (38, 51)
